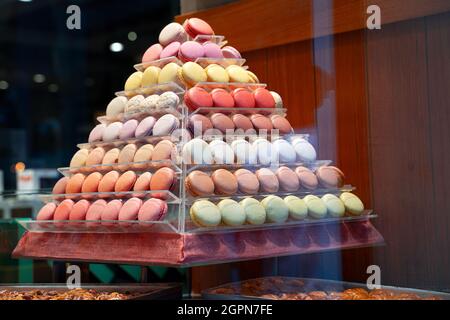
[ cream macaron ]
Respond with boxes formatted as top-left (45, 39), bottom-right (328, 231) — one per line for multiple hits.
top-left (261, 195), bottom-right (289, 223)
top-left (284, 195), bottom-right (308, 220)
top-left (217, 199), bottom-right (246, 226)
top-left (322, 194), bottom-right (345, 217)
top-left (340, 192), bottom-right (365, 216)
top-left (304, 195), bottom-right (327, 219)
top-left (240, 198), bottom-right (266, 225)
top-left (190, 200), bottom-right (221, 227)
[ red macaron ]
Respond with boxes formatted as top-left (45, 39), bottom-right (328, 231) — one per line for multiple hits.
top-left (232, 88), bottom-right (255, 109)
top-left (211, 88), bottom-right (234, 109)
top-left (253, 88), bottom-right (275, 109)
top-left (184, 18), bottom-right (214, 39)
top-left (184, 87), bottom-right (213, 112)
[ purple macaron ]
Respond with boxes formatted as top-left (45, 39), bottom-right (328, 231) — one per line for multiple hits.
top-left (135, 116), bottom-right (157, 138)
top-left (119, 119), bottom-right (139, 140)
top-left (203, 42), bottom-right (223, 59)
top-left (160, 41), bottom-right (181, 59)
top-left (221, 46), bottom-right (242, 59)
top-left (88, 124), bottom-right (106, 142)
top-left (178, 41), bottom-right (204, 62)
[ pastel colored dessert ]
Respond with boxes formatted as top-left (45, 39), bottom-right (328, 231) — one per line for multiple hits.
top-left (291, 137), bottom-right (317, 162)
top-left (272, 139), bottom-right (297, 163)
top-left (66, 173), bottom-right (86, 195)
top-left (141, 66), bottom-right (161, 88)
top-left (276, 166), bottom-right (300, 192)
top-left (152, 114), bottom-right (180, 136)
top-left (69, 199), bottom-right (91, 220)
top-left (54, 199), bottom-right (75, 220)
top-left (125, 95), bottom-right (145, 112)
top-left (184, 87), bottom-right (213, 111)
top-left (316, 166), bottom-right (345, 189)
top-left (211, 169), bottom-right (238, 195)
top-left (102, 122), bottom-right (123, 142)
top-left (232, 88), bottom-right (255, 108)
top-left (133, 172), bottom-right (152, 196)
top-left (141, 94), bottom-right (159, 110)
top-left (253, 138), bottom-right (274, 165)
top-left (250, 114), bottom-right (273, 131)
top-left (240, 198), bottom-right (266, 225)
top-left (114, 171), bottom-right (137, 193)
top-left (134, 116), bottom-right (156, 138)
top-left (183, 18), bottom-right (214, 39)
top-left (52, 177), bottom-right (68, 195)
top-left (270, 91), bottom-right (283, 108)
top-left (261, 195), bottom-right (289, 223)
top-left (210, 113), bottom-right (235, 133)
top-left (141, 43), bottom-right (163, 63)
top-left (232, 114), bottom-right (254, 132)
top-left (133, 144), bottom-right (154, 168)
top-left (190, 200), bottom-right (221, 227)
top-left (295, 166), bottom-right (319, 190)
top-left (151, 140), bottom-right (175, 161)
top-left (185, 170), bottom-right (214, 196)
top-left (322, 194), bottom-right (345, 217)
top-left (255, 168), bottom-right (279, 193)
top-left (117, 144), bottom-right (137, 170)
top-left (118, 198), bottom-right (142, 221)
top-left (205, 64), bottom-right (229, 83)
top-left (340, 192), bottom-right (364, 216)
top-left (101, 199), bottom-right (123, 221)
top-left (86, 199), bottom-right (107, 220)
top-left (119, 120), bottom-right (138, 140)
top-left (124, 71), bottom-right (143, 91)
top-left (150, 167), bottom-right (175, 191)
top-left (209, 140), bottom-right (235, 164)
top-left (226, 65), bottom-right (249, 83)
top-left (159, 42), bottom-right (182, 61)
top-left (156, 91), bottom-right (180, 109)
top-left (98, 171), bottom-right (120, 195)
top-left (182, 138), bottom-right (213, 164)
top-left (253, 88), bottom-right (275, 109)
top-left (247, 71), bottom-right (259, 83)
top-left (138, 198), bottom-right (168, 221)
top-left (88, 124), bottom-right (106, 143)
top-left (203, 42), bottom-right (223, 58)
top-left (102, 148), bottom-right (120, 169)
top-left (284, 195), bottom-right (308, 220)
top-left (36, 203), bottom-right (57, 221)
top-left (218, 199), bottom-right (246, 226)
top-left (234, 169), bottom-right (260, 194)
top-left (159, 22), bottom-right (187, 46)
top-left (85, 147), bottom-right (106, 168)
top-left (221, 46), bottom-right (241, 59)
top-left (231, 140), bottom-right (257, 165)
top-left (158, 62), bottom-right (181, 84)
top-left (178, 41), bottom-right (204, 62)
top-left (304, 195), bottom-right (327, 219)
top-left (189, 114), bottom-right (213, 135)
top-left (179, 61), bottom-right (207, 87)
top-left (210, 88), bottom-right (234, 109)
top-left (271, 115), bottom-right (293, 134)
top-left (69, 149), bottom-right (89, 168)
top-left (81, 172), bottom-right (103, 194)
top-left (106, 96), bottom-right (127, 119)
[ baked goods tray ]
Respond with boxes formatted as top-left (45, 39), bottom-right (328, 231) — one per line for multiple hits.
top-left (195, 81), bottom-right (266, 91)
top-left (0, 283), bottom-right (182, 300)
top-left (97, 104), bottom-right (186, 124)
top-left (202, 277), bottom-right (450, 300)
top-left (77, 134), bottom-right (183, 150)
top-left (115, 81), bottom-right (185, 98)
top-left (188, 107), bottom-right (286, 117)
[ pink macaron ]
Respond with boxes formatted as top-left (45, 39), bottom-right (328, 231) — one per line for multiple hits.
top-left (135, 116), bottom-right (157, 138)
top-left (203, 42), bottom-right (223, 58)
top-left (211, 88), bottom-right (234, 109)
top-left (133, 172), bottom-right (152, 197)
top-left (101, 199), bottom-right (123, 221)
top-left (36, 203), bottom-right (57, 221)
top-left (178, 41), bottom-right (204, 62)
top-left (221, 46), bottom-right (241, 59)
top-left (184, 18), bottom-right (214, 39)
top-left (159, 22), bottom-right (187, 46)
top-left (210, 113), bottom-right (235, 133)
top-left (115, 171), bottom-right (137, 193)
top-left (118, 197), bottom-right (142, 221)
top-left (160, 41), bottom-right (181, 59)
top-left (138, 198), bottom-right (168, 221)
top-left (54, 199), bottom-right (75, 220)
top-left (119, 119), bottom-right (139, 140)
top-left (88, 124), bottom-right (106, 143)
top-left (52, 177), bottom-right (68, 195)
top-left (232, 114), bottom-right (254, 132)
top-left (85, 199), bottom-right (107, 221)
top-left (69, 199), bottom-right (91, 220)
top-left (142, 43), bottom-right (163, 63)
top-left (98, 171), bottom-right (120, 196)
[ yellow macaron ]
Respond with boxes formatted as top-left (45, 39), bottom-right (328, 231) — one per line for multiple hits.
top-left (124, 71), bottom-right (143, 91)
top-left (205, 64), bottom-right (229, 83)
top-left (141, 66), bottom-right (161, 88)
top-left (158, 62), bottom-right (181, 84)
top-left (180, 61), bottom-right (207, 87)
top-left (226, 65), bottom-right (250, 83)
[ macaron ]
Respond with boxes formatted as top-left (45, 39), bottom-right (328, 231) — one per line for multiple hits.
top-left (255, 168), bottom-right (279, 193)
top-left (52, 177), bottom-right (68, 195)
top-left (138, 198), bottom-right (168, 221)
top-left (217, 199), bottom-right (246, 226)
top-left (247, 71), bottom-right (259, 83)
top-left (141, 66), bottom-right (161, 88)
top-left (205, 64), bottom-right (229, 83)
top-left (190, 200), bottom-right (221, 227)
top-left (54, 199), bottom-right (75, 221)
top-left (304, 195), bottom-right (327, 219)
top-left (124, 71), bottom-right (143, 91)
top-left (253, 88), bottom-right (276, 108)
top-left (102, 148), bottom-right (120, 169)
top-left (142, 94), bottom-right (160, 110)
top-left (156, 91), bottom-right (180, 109)
top-left (115, 171), bottom-right (137, 193)
top-left (226, 65), bottom-right (249, 83)
top-left (36, 203), bottom-right (57, 221)
top-left (66, 173), bottom-right (86, 195)
top-left (316, 166), bottom-right (345, 189)
top-left (159, 22), bottom-right (187, 46)
top-left (250, 114), bottom-right (273, 131)
top-left (98, 171), bottom-right (120, 195)
top-left (211, 169), bottom-right (238, 195)
top-left (160, 41), bottom-right (182, 60)
top-left (135, 116), bottom-right (156, 138)
top-left (69, 199), bottom-right (91, 220)
top-left (183, 17), bottom-right (214, 38)
top-left (221, 46), bottom-right (241, 59)
top-left (119, 120), bottom-right (138, 140)
top-left (86, 199), bottom-right (107, 220)
top-left (189, 114), bottom-right (213, 135)
top-left (322, 194), bottom-right (346, 217)
top-left (179, 61), bottom-right (207, 87)
top-left (232, 114), bottom-right (254, 132)
top-left (284, 195), bottom-right (308, 220)
top-left (141, 43), bottom-right (163, 63)
top-left (272, 139), bottom-right (297, 163)
top-left (231, 140), bottom-right (257, 164)
top-left (70, 149), bottom-right (89, 168)
top-left (291, 138), bottom-right (317, 162)
top-left (295, 166), bottom-right (319, 190)
top-left (101, 199), bottom-right (123, 221)
top-left (106, 96), bottom-right (127, 119)
top-left (240, 198), bottom-right (266, 225)
top-left (150, 167), bottom-right (175, 191)
top-left (133, 172), bottom-right (152, 196)
top-left (182, 138), bottom-right (213, 164)
top-left (203, 42), bottom-right (223, 58)
top-left (253, 138), bottom-right (274, 165)
top-left (232, 88), bottom-right (255, 108)
top-left (209, 140), bottom-right (234, 164)
top-left (88, 124), bottom-right (107, 143)
top-left (271, 115), bottom-right (293, 134)
top-left (103, 122), bottom-right (123, 142)
top-left (133, 144), bottom-right (154, 168)
top-left (275, 167), bottom-right (300, 192)
top-left (270, 91), bottom-right (283, 108)
top-left (81, 172), bottom-right (103, 194)
top-left (117, 144), bottom-right (137, 170)
top-left (210, 113), bottom-right (235, 133)
top-left (178, 41), bottom-right (204, 62)
top-left (153, 114), bottom-right (180, 136)
top-left (158, 62), bottom-right (181, 84)
top-left (118, 198), bottom-right (142, 221)
top-left (340, 192), bottom-right (365, 216)
top-left (234, 169), bottom-right (260, 194)
top-left (184, 87), bottom-right (213, 111)
top-left (210, 89), bottom-right (234, 109)
top-left (126, 95), bottom-right (145, 112)
top-left (85, 147), bottom-right (106, 168)
top-left (185, 170), bottom-right (214, 196)
top-left (152, 140), bottom-right (175, 161)
top-left (261, 195), bottom-right (289, 223)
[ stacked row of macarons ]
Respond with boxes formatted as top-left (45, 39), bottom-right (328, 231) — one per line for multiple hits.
top-left (189, 192), bottom-right (365, 228)
top-left (52, 167), bottom-right (176, 198)
top-left (37, 197), bottom-right (168, 222)
top-left (185, 165), bottom-right (344, 197)
top-left (182, 137), bottom-right (317, 165)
